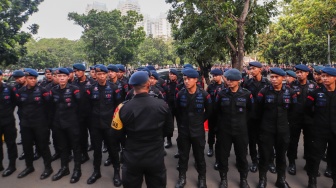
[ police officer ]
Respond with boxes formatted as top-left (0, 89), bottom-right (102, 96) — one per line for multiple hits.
top-left (256, 68), bottom-right (297, 188)
top-left (305, 67), bottom-right (336, 188)
top-left (216, 69), bottom-right (252, 188)
top-left (287, 64), bottom-right (318, 175)
top-left (87, 65), bottom-right (122, 186)
top-left (50, 68), bottom-right (82, 183)
top-left (67, 68), bottom-right (75, 84)
top-left (89, 66), bottom-right (97, 81)
top-left (72, 63), bottom-right (94, 164)
top-left (39, 68), bottom-right (53, 87)
top-left (0, 70), bottom-right (18, 177)
top-left (16, 69), bottom-right (53, 179)
top-left (206, 69), bottom-right (225, 169)
top-left (116, 64), bottom-right (129, 84)
top-left (313, 66), bottom-right (324, 88)
top-left (242, 61), bottom-right (271, 173)
top-left (111, 71), bottom-right (174, 188)
top-left (149, 70), bottom-right (167, 101)
top-left (175, 68), bottom-right (212, 188)
top-left (285, 71), bottom-right (297, 86)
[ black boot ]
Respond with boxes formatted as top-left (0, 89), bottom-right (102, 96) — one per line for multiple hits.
top-left (207, 146), bottom-right (213, 157)
top-left (87, 145), bottom-right (93, 152)
top-left (240, 172), bottom-right (250, 188)
top-left (40, 167), bottom-right (53, 180)
top-left (18, 166), bottom-right (35, 178)
top-left (104, 157), bottom-right (112, 166)
top-left (257, 173), bottom-right (267, 188)
top-left (51, 153), bottom-right (60, 161)
top-left (214, 161), bottom-right (219, 170)
top-left (174, 152), bottom-right (180, 158)
top-left (113, 167), bottom-right (122, 187)
top-left (18, 152), bottom-right (25, 160)
top-left (219, 172), bottom-right (228, 188)
top-left (287, 161), bottom-right (296, 175)
top-left (2, 160), bottom-right (16, 177)
top-left (324, 166), bottom-right (332, 178)
top-left (52, 166), bottom-right (70, 181)
top-left (175, 172), bottom-right (186, 188)
top-left (307, 176), bottom-right (316, 188)
top-left (102, 144), bottom-right (108, 153)
top-left (33, 150), bottom-right (41, 161)
top-left (198, 175), bottom-right (207, 188)
top-left (165, 138), bottom-right (172, 148)
top-left (250, 160), bottom-right (258, 173)
top-left (70, 168), bottom-right (81, 183)
top-left (275, 174), bottom-right (290, 188)
top-left (81, 153), bottom-right (90, 164)
top-left (268, 161), bottom-right (276, 174)
top-left (87, 170), bottom-right (101, 184)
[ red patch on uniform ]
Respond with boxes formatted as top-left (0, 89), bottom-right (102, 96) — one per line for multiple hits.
top-left (250, 94), bottom-right (253, 99)
top-left (66, 98), bottom-right (71, 103)
top-left (86, 90), bottom-right (91, 95)
top-left (43, 92), bottom-right (49, 97)
top-left (206, 94), bottom-right (211, 99)
top-left (115, 89), bottom-right (120, 93)
top-left (16, 94), bottom-right (19, 98)
top-left (74, 90), bottom-right (80, 94)
top-left (258, 93), bottom-right (263, 97)
top-left (307, 96), bottom-right (314, 101)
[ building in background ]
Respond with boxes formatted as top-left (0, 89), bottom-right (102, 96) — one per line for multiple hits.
top-left (85, 1), bottom-right (108, 14)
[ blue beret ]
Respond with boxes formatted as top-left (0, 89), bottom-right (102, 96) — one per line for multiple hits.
top-left (270, 67), bottom-right (286, 76)
top-left (169, 69), bottom-right (178, 75)
top-left (146, 65), bottom-right (156, 71)
top-left (25, 69), bottom-right (38, 77)
top-left (45, 68), bottom-right (53, 73)
top-left (129, 71), bottom-right (149, 86)
top-left (116, 64), bottom-right (126, 72)
top-left (56, 68), bottom-right (70, 75)
top-left (150, 70), bottom-right (159, 80)
top-left (141, 68), bottom-right (151, 76)
top-left (51, 68), bottom-right (58, 74)
top-left (286, 70), bottom-right (297, 78)
top-left (183, 64), bottom-right (193, 69)
top-left (210, 69), bottom-right (223, 75)
top-left (0, 70), bottom-right (3, 75)
top-left (73, 63), bottom-right (86, 71)
top-left (107, 64), bottom-right (119, 72)
top-left (313, 66), bottom-right (324, 74)
top-left (12, 70), bottom-right (25, 77)
top-left (95, 65), bottom-right (108, 73)
top-left (137, 67), bottom-right (146, 71)
top-left (182, 68), bottom-right (199, 78)
top-left (249, 61), bottom-right (262, 68)
top-left (89, 66), bottom-right (95, 70)
top-left (66, 68), bottom-right (74, 73)
top-left (321, 67), bottom-right (336, 76)
top-left (224, 68), bottom-right (242, 81)
top-left (294, 64), bottom-right (310, 72)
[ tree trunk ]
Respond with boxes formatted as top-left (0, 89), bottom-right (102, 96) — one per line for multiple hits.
top-left (231, 49), bottom-right (238, 69)
top-left (237, 21), bottom-right (245, 71)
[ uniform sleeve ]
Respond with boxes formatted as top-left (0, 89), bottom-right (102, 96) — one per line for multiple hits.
top-left (203, 91), bottom-right (212, 122)
top-left (256, 88), bottom-right (265, 119)
top-left (41, 87), bottom-right (51, 101)
top-left (110, 103), bottom-right (126, 149)
top-left (305, 90), bottom-right (315, 117)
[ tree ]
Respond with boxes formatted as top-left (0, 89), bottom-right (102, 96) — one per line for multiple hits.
top-left (0, 0), bottom-right (44, 66)
top-left (166, 0), bottom-right (277, 70)
top-left (68, 10), bottom-right (146, 65)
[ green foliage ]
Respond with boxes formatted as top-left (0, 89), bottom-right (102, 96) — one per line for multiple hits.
top-left (68, 10), bottom-right (146, 65)
top-left (0, 0), bottom-right (44, 66)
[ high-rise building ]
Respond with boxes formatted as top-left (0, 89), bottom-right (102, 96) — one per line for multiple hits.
top-left (142, 13), bottom-right (172, 40)
top-left (85, 1), bottom-right (108, 14)
top-left (117, 0), bottom-right (141, 16)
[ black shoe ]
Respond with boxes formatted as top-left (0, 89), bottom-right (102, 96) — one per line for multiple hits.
top-left (324, 168), bottom-right (332, 178)
top-left (81, 153), bottom-right (90, 164)
top-left (257, 178), bottom-right (267, 188)
top-left (52, 167), bottom-right (70, 181)
top-left (308, 177), bottom-right (316, 188)
top-left (287, 162), bottom-right (296, 175)
top-left (40, 168), bottom-right (53, 180)
top-left (87, 171), bottom-right (101, 184)
top-left (165, 140), bottom-right (172, 148)
top-left (102, 146), bottom-right (108, 153)
top-left (18, 166), bottom-right (35, 178)
top-left (174, 152), bottom-right (180, 158)
top-left (275, 177), bottom-right (290, 188)
top-left (104, 157), bottom-right (112, 166)
top-left (113, 168), bottom-right (122, 187)
top-left (214, 162), bottom-right (219, 170)
top-left (68, 155), bottom-right (73, 162)
top-left (70, 169), bottom-right (81, 183)
top-left (51, 153), bottom-right (60, 161)
top-left (17, 140), bottom-right (22, 145)
top-left (268, 163), bottom-right (276, 174)
top-left (18, 152), bottom-right (25, 160)
top-left (2, 166), bottom-right (16, 177)
top-left (304, 165), bottom-right (320, 177)
top-left (33, 152), bottom-right (41, 161)
top-left (219, 173), bottom-right (228, 188)
top-left (322, 153), bottom-right (327, 162)
top-left (250, 162), bottom-right (258, 173)
top-left (207, 149), bottom-right (213, 157)
top-left (197, 176), bottom-right (207, 188)
top-left (175, 173), bottom-right (186, 188)
top-left (87, 145), bottom-right (93, 152)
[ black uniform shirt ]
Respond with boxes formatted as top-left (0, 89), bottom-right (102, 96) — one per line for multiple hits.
top-left (0, 83), bottom-right (16, 125)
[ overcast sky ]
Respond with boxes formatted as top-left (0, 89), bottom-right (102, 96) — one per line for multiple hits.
top-left (22, 0), bottom-right (171, 40)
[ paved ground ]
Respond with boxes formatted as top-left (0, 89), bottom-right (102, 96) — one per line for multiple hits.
top-left (1, 119), bottom-right (333, 188)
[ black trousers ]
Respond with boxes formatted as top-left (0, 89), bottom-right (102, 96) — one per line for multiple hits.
top-left (0, 122), bottom-right (18, 162)
top-left (53, 126), bottom-right (81, 168)
top-left (248, 118), bottom-right (261, 162)
top-left (287, 121), bottom-right (309, 161)
top-left (207, 115), bottom-right (217, 146)
top-left (177, 135), bottom-right (206, 176)
top-left (259, 131), bottom-right (290, 176)
top-left (122, 156), bottom-right (166, 188)
top-left (21, 125), bottom-right (51, 168)
top-left (79, 116), bottom-right (91, 154)
top-left (217, 132), bottom-right (249, 173)
top-left (167, 105), bottom-right (177, 139)
top-left (306, 134), bottom-right (336, 180)
top-left (90, 127), bottom-right (120, 170)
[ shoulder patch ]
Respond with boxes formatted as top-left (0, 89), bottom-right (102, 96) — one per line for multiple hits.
top-left (111, 103), bottom-right (125, 130)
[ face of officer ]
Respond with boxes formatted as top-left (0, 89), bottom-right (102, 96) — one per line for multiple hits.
top-left (52, 74), bottom-right (59, 84)
top-left (14, 76), bottom-right (26, 85)
top-left (90, 70), bottom-right (96, 79)
top-left (226, 79), bottom-right (239, 91)
top-left (26, 76), bottom-right (37, 88)
top-left (321, 73), bottom-right (336, 88)
top-left (183, 76), bottom-right (197, 90)
top-left (169, 72), bottom-right (177, 81)
top-left (249, 66), bottom-right (261, 77)
top-left (212, 74), bottom-right (221, 83)
top-left (149, 76), bottom-right (157, 86)
top-left (69, 72), bottom-right (74, 81)
top-left (117, 71), bottom-right (124, 79)
top-left (57, 74), bottom-right (69, 88)
top-left (285, 75), bottom-right (296, 85)
top-left (96, 71), bottom-right (107, 85)
top-left (313, 72), bottom-right (322, 83)
top-left (74, 70), bottom-right (85, 79)
top-left (295, 70), bottom-right (308, 82)
top-left (270, 73), bottom-right (284, 89)
top-left (108, 70), bottom-right (117, 81)
top-left (45, 72), bottom-right (52, 82)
